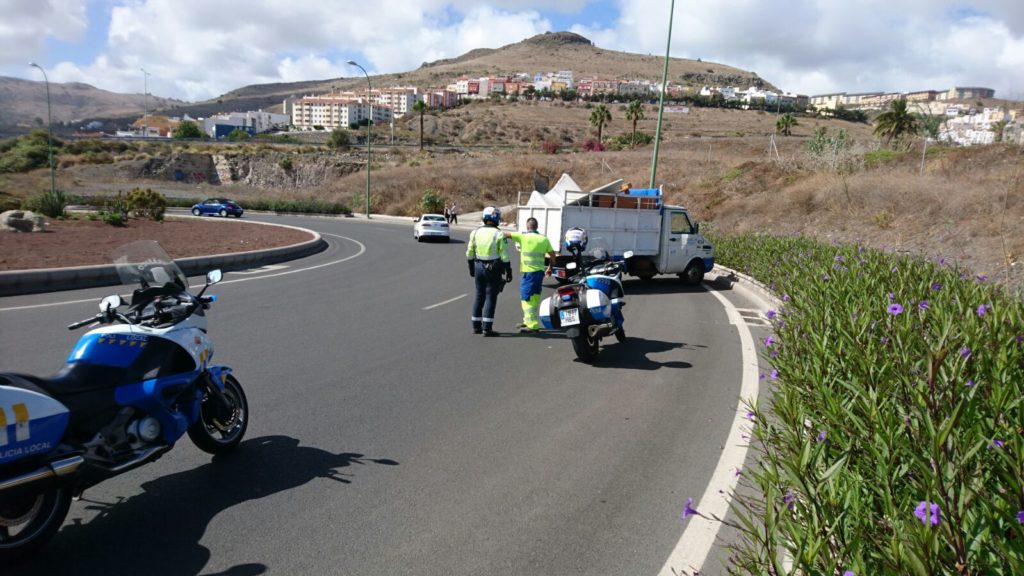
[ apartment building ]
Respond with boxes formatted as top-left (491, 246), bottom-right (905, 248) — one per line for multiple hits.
top-left (290, 95), bottom-right (393, 130)
top-left (939, 87), bottom-right (996, 101)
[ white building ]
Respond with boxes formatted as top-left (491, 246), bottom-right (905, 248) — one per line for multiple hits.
top-left (290, 95), bottom-right (393, 130)
top-left (204, 110), bottom-right (289, 138)
top-left (939, 107), bottom-right (1009, 146)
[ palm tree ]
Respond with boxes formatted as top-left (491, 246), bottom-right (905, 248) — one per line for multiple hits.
top-left (412, 100), bottom-right (428, 151)
top-left (775, 112), bottom-right (797, 136)
top-left (873, 98), bottom-right (919, 147)
top-left (590, 104), bottom-right (611, 144)
top-left (625, 100), bottom-right (645, 147)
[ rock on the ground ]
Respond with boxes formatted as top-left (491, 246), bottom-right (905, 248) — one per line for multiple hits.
top-left (1, 210), bottom-right (46, 233)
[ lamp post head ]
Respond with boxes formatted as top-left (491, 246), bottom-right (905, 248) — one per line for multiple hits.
top-left (346, 60), bottom-right (358, 66)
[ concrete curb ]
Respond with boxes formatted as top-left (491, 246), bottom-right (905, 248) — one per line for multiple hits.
top-left (0, 220), bottom-right (327, 297)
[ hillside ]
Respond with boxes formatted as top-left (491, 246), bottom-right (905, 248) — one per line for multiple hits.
top-left (0, 76), bottom-right (183, 130)
top-left (0, 31), bottom-right (772, 127)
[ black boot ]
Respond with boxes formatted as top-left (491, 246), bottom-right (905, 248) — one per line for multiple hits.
top-left (482, 322), bottom-right (497, 337)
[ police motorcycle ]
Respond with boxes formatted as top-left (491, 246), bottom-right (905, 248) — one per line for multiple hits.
top-left (539, 229), bottom-right (631, 362)
top-left (0, 240), bottom-right (248, 560)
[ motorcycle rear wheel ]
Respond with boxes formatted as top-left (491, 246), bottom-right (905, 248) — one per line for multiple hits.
top-left (188, 374), bottom-right (249, 454)
top-left (571, 333), bottom-right (599, 362)
top-left (0, 485), bottom-right (73, 561)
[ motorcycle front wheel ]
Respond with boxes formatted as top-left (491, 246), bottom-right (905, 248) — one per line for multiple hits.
top-left (571, 333), bottom-right (599, 362)
top-left (0, 484), bottom-right (73, 561)
top-left (188, 374), bottom-right (249, 454)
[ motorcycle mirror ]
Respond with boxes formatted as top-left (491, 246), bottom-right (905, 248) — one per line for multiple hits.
top-left (99, 294), bottom-right (122, 312)
top-left (206, 269), bottom-right (223, 285)
top-left (623, 250), bottom-right (634, 259)
top-left (566, 262), bottom-right (578, 270)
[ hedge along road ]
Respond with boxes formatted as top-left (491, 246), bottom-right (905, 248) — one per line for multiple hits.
top-left (0, 213), bottom-right (772, 576)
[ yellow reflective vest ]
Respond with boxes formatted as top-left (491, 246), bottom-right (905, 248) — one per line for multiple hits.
top-left (508, 231), bottom-right (554, 273)
top-left (466, 226), bottom-right (510, 262)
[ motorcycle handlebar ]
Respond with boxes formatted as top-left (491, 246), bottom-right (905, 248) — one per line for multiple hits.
top-left (67, 315), bottom-right (100, 330)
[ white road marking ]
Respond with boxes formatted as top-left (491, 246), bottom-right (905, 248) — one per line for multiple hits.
top-left (0, 233), bottom-right (365, 312)
top-left (657, 288), bottom-right (761, 576)
top-left (422, 293), bottom-right (467, 310)
top-left (229, 264), bottom-right (289, 275)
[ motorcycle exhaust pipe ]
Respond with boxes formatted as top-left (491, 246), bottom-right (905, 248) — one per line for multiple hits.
top-left (587, 323), bottom-right (615, 339)
top-left (0, 455), bottom-right (84, 493)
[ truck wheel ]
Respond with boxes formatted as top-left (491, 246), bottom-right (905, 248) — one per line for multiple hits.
top-left (679, 262), bottom-right (704, 286)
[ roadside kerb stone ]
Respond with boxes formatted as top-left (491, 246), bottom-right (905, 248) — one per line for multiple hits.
top-left (0, 220), bottom-right (326, 297)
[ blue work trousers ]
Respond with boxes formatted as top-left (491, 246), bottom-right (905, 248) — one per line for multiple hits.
top-left (471, 260), bottom-right (503, 330)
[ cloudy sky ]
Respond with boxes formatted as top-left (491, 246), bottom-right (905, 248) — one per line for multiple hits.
top-left (3, 0), bottom-right (1022, 102)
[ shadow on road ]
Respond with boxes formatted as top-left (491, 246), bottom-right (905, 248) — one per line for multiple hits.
top-left (8, 435), bottom-right (398, 576)
top-left (580, 336), bottom-right (704, 370)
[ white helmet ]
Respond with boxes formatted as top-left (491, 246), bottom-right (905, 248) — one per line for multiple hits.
top-left (482, 206), bottom-right (501, 225)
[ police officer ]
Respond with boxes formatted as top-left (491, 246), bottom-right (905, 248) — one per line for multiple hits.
top-left (466, 206), bottom-right (512, 336)
top-left (505, 217), bottom-right (557, 333)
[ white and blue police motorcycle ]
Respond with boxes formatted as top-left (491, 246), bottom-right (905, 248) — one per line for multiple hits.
top-left (0, 240), bottom-right (248, 560)
top-left (539, 234), bottom-right (631, 362)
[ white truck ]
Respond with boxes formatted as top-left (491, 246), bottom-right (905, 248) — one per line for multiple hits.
top-left (515, 174), bottom-right (715, 285)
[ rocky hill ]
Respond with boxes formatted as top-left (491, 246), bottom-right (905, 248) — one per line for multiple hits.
top-left (0, 76), bottom-right (184, 130)
top-left (1, 31), bottom-right (773, 128)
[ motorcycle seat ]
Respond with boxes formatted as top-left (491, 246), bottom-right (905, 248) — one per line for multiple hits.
top-left (0, 363), bottom-right (126, 398)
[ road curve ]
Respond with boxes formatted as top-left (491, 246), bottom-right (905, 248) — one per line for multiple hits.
top-left (0, 213), bottom-right (772, 576)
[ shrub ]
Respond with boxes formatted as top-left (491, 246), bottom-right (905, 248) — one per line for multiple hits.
top-left (721, 168), bottom-right (743, 182)
top-left (279, 156), bottom-right (293, 171)
top-left (125, 187), bottom-right (167, 221)
top-left (865, 148), bottom-right (905, 167)
top-left (27, 188), bottom-right (68, 218)
top-left (700, 232), bottom-right (1024, 575)
top-left (100, 210), bottom-right (126, 226)
top-left (421, 189), bottom-right (443, 213)
top-left (540, 139), bottom-right (559, 154)
top-left (580, 138), bottom-right (605, 152)
top-left (327, 128), bottom-right (350, 149)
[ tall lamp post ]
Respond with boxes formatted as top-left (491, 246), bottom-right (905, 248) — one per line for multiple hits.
top-left (141, 67), bottom-right (150, 137)
top-left (648, 0), bottom-right (676, 188)
top-left (29, 62), bottom-right (56, 197)
top-left (347, 60), bottom-right (372, 219)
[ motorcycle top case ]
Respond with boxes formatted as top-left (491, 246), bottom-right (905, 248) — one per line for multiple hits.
top-left (0, 385), bottom-right (70, 465)
top-left (539, 296), bottom-right (556, 330)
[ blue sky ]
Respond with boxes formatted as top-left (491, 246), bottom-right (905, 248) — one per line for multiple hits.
top-left (3, 0), bottom-right (1022, 102)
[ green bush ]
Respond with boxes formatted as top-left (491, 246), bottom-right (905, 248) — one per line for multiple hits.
top-left (25, 188), bottom-right (68, 218)
top-left (100, 210), bottom-right (126, 226)
top-left (279, 156), bottom-right (293, 171)
top-left (721, 168), bottom-right (743, 182)
top-left (421, 189), bottom-right (443, 213)
top-left (126, 187), bottom-right (167, 221)
top-left (865, 148), bottom-right (905, 167)
top-left (702, 231), bottom-right (1024, 575)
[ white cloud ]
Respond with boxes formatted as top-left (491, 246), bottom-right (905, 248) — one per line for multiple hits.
top-left (4, 0), bottom-right (1024, 102)
top-left (0, 0), bottom-right (87, 67)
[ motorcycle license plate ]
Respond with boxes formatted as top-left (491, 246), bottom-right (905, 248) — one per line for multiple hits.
top-left (560, 307), bottom-right (580, 326)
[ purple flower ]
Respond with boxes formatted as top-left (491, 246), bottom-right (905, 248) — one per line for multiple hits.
top-left (766, 309), bottom-right (777, 320)
top-left (835, 255), bottom-right (844, 263)
top-left (770, 350), bottom-right (779, 359)
top-left (966, 379), bottom-right (975, 387)
top-left (784, 492), bottom-right (795, 511)
top-left (888, 292), bottom-right (896, 301)
top-left (888, 303), bottom-right (904, 316)
top-left (759, 373), bottom-right (765, 381)
top-left (976, 274), bottom-right (988, 282)
top-left (989, 439), bottom-right (1004, 449)
top-left (770, 369), bottom-right (779, 379)
top-left (745, 411), bottom-right (756, 421)
top-left (891, 266), bottom-right (898, 273)
top-left (782, 293), bottom-right (790, 302)
top-left (844, 571), bottom-right (855, 576)
top-left (764, 335), bottom-right (775, 348)
top-left (817, 430), bottom-right (827, 442)
top-left (734, 467), bottom-right (742, 477)
top-left (918, 300), bottom-right (929, 310)
top-left (931, 282), bottom-right (942, 291)
top-left (914, 501), bottom-right (941, 526)
top-left (960, 347), bottom-right (971, 359)
top-left (977, 304), bottom-right (990, 318)
top-left (1016, 335), bottom-right (1024, 344)
top-left (681, 497), bottom-right (699, 520)
top-left (1017, 510), bottom-right (1024, 524)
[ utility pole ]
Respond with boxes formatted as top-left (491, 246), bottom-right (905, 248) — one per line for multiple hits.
top-left (141, 67), bottom-right (150, 137)
top-left (648, 0), bottom-right (675, 189)
top-left (29, 63), bottom-right (56, 197)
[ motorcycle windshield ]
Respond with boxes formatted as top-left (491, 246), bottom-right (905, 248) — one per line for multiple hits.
top-left (586, 237), bottom-right (612, 262)
top-left (112, 240), bottom-right (188, 290)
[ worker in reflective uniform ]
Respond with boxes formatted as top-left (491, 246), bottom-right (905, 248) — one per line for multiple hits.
top-left (505, 217), bottom-right (557, 333)
top-left (466, 206), bottom-right (512, 336)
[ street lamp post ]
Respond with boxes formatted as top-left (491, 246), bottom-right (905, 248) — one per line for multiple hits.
top-left (29, 62), bottom-right (56, 197)
top-left (347, 60), bottom-right (372, 219)
top-left (141, 67), bottom-right (150, 137)
top-left (648, 0), bottom-right (675, 188)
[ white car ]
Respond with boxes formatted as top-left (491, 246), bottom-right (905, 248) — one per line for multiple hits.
top-left (413, 214), bottom-right (450, 242)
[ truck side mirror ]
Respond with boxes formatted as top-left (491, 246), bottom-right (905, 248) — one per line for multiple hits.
top-left (693, 222), bottom-right (700, 234)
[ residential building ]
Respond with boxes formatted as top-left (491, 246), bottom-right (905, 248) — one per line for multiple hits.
top-left (939, 86), bottom-right (996, 101)
top-left (290, 95), bottom-right (393, 130)
top-left (939, 106), bottom-right (1009, 146)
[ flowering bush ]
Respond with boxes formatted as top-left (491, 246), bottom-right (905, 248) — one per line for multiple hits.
top-left (704, 232), bottom-right (1024, 575)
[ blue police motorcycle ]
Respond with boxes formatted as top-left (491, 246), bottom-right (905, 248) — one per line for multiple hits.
top-left (0, 240), bottom-right (248, 560)
top-left (539, 236), bottom-right (631, 362)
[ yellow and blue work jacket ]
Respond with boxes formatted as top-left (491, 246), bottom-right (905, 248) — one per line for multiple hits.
top-left (466, 226), bottom-right (510, 263)
top-left (507, 231), bottom-right (554, 273)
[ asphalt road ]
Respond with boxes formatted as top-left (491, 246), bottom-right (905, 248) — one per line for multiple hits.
top-left (0, 214), bottom-right (772, 576)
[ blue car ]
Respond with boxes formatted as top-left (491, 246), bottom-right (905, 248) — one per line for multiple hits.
top-left (191, 198), bottom-right (244, 218)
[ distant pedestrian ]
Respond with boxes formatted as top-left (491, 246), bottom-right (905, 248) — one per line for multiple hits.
top-left (450, 202), bottom-right (458, 225)
top-left (443, 204), bottom-right (451, 223)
